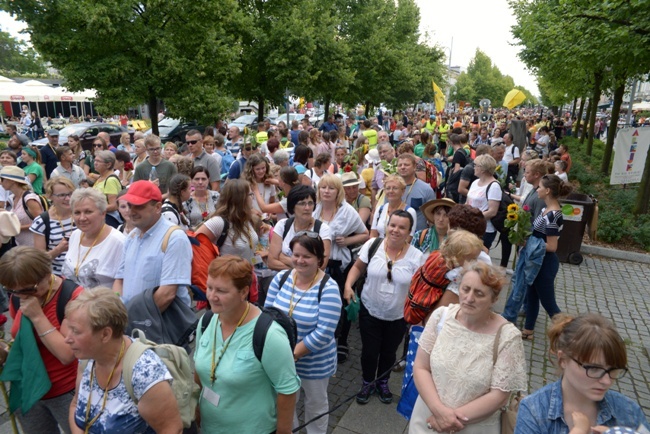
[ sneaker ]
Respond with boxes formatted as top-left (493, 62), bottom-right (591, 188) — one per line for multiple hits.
top-left (356, 381), bottom-right (374, 405)
top-left (506, 268), bottom-right (514, 275)
top-left (376, 379), bottom-right (393, 404)
top-left (337, 345), bottom-right (349, 364)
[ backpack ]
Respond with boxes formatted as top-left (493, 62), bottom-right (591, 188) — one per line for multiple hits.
top-left (422, 158), bottom-right (443, 198)
top-left (22, 192), bottom-right (49, 220)
top-left (199, 271), bottom-right (330, 362)
top-left (39, 211), bottom-right (52, 247)
top-left (282, 217), bottom-right (323, 240)
top-left (122, 329), bottom-right (200, 429)
top-left (486, 181), bottom-right (514, 235)
top-left (352, 237), bottom-right (383, 297)
top-left (404, 251), bottom-right (451, 324)
top-left (11, 278), bottom-right (77, 323)
top-left (216, 149), bottom-right (235, 179)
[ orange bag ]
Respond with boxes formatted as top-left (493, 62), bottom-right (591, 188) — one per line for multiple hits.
top-left (404, 251), bottom-right (450, 324)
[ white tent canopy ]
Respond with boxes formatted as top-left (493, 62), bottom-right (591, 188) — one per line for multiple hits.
top-left (633, 101), bottom-right (650, 111)
top-left (0, 80), bottom-right (96, 103)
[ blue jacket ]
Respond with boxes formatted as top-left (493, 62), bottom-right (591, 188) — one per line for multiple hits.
top-left (502, 235), bottom-right (546, 322)
top-left (515, 379), bottom-right (650, 433)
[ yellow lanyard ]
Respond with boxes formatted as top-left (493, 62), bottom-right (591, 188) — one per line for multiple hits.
top-left (288, 271), bottom-right (320, 317)
top-left (210, 303), bottom-right (250, 385)
top-left (404, 182), bottom-right (416, 202)
top-left (75, 225), bottom-right (106, 277)
top-left (84, 339), bottom-right (125, 434)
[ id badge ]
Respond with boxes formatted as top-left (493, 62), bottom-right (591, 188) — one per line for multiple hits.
top-left (202, 387), bottom-right (221, 407)
top-left (380, 283), bottom-right (395, 294)
top-left (251, 255), bottom-right (264, 266)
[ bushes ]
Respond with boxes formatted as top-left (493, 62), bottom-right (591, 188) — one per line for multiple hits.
top-left (562, 136), bottom-right (650, 251)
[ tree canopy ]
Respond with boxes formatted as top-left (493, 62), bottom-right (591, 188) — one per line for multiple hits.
top-left (0, 27), bottom-right (47, 75)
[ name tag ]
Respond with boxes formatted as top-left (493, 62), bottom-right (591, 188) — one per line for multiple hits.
top-left (202, 387), bottom-right (220, 407)
top-left (380, 283), bottom-right (395, 294)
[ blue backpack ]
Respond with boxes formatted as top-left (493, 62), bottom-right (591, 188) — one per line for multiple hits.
top-left (216, 149), bottom-right (235, 179)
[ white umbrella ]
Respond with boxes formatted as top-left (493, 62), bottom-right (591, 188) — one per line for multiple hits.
top-left (632, 101), bottom-right (650, 111)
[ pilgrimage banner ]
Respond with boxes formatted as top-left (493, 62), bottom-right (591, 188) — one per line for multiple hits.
top-left (610, 127), bottom-right (650, 185)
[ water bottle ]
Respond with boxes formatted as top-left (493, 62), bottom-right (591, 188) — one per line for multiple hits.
top-left (149, 166), bottom-right (158, 183)
top-left (259, 232), bottom-right (269, 250)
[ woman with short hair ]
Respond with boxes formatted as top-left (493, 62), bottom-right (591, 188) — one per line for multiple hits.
top-left (31, 177), bottom-right (76, 273)
top-left (62, 188), bottom-right (125, 289)
top-left (466, 154), bottom-right (501, 249)
top-left (66, 288), bottom-right (183, 434)
top-left (195, 256), bottom-right (300, 433)
top-left (369, 174), bottom-right (417, 239)
top-left (92, 150), bottom-right (122, 228)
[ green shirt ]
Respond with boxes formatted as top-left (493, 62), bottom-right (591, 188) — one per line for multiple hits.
top-left (23, 162), bottom-right (44, 194)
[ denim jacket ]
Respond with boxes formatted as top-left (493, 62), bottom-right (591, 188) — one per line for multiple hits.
top-left (502, 235), bottom-right (546, 322)
top-left (515, 379), bottom-right (650, 434)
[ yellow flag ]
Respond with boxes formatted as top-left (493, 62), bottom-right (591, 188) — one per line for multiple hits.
top-left (432, 80), bottom-right (445, 113)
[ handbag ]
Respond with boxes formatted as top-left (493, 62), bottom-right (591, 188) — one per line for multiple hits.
top-left (492, 323), bottom-right (523, 434)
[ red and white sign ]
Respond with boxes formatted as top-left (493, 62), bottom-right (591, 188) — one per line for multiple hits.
top-left (61, 96), bottom-right (73, 101)
top-left (10, 95), bottom-right (25, 101)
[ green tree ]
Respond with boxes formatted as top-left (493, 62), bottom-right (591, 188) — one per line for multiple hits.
top-left (0, 27), bottom-right (47, 74)
top-left (1, 0), bottom-right (245, 134)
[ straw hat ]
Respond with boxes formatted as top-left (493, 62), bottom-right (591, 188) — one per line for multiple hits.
top-left (0, 166), bottom-right (28, 185)
top-left (421, 198), bottom-right (456, 223)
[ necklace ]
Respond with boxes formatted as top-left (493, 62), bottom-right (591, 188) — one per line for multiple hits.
top-left (75, 224), bottom-right (106, 277)
top-left (84, 338), bottom-right (126, 434)
top-left (51, 207), bottom-right (73, 239)
top-left (41, 275), bottom-right (55, 307)
top-left (210, 302), bottom-right (250, 384)
top-left (288, 270), bottom-right (320, 317)
top-left (384, 241), bottom-right (406, 263)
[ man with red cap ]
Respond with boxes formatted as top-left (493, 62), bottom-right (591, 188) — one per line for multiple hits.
top-left (113, 180), bottom-right (192, 310)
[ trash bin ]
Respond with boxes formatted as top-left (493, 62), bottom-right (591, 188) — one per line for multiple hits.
top-left (557, 193), bottom-right (596, 265)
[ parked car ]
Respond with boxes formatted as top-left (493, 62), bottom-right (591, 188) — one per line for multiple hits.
top-left (145, 118), bottom-right (205, 144)
top-left (32, 122), bottom-right (133, 152)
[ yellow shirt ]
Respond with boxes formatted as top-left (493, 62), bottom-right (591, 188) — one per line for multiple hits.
top-left (363, 129), bottom-right (378, 148)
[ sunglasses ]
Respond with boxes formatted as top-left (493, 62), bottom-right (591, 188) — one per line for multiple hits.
top-left (294, 230), bottom-right (320, 240)
top-left (6, 285), bottom-right (38, 295)
top-left (244, 147), bottom-right (253, 151)
top-left (93, 143), bottom-right (103, 148)
top-left (387, 260), bottom-right (393, 283)
top-left (185, 140), bottom-right (200, 145)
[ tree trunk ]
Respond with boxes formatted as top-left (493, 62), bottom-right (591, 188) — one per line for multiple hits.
top-left (148, 91), bottom-right (159, 136)
top-left (586, 72), bottom-right (603, 156)
top-left (580, 99), bottom-right (589, 144)
top-left (364, 101), bottom-right (371, 120)
top-left (601, 81), bottom-right (625, 174)
top-left (257, 98), bottom-right (265, 123)
top-left (635, 152), bottom-right (650, 214)
top-left (574, 98), bottom-right (586, 136)
top-left (571, 97), bottom-right (578, 118)
top-left (324, 97), bottom-right (331, 122)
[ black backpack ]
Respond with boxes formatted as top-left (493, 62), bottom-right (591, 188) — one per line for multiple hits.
top-left (352, 237), bottom-right (384, 297)
top-left (200, 270), bottom-right (330, 362)
top-left (282, 217), bottom-right (323, 240)
top-left (11, 278), bottom-right (78, 324)
top-left (486, 181), bottom-right (514, 234)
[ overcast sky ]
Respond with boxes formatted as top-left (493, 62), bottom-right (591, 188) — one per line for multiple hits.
top-left (2, 0), bottom-right (539, 97)
top-left (414, 0), bottom-right (539, 96)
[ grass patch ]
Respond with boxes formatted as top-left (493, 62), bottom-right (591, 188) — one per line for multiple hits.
top-left (562, 137), bottom-right (650, 251)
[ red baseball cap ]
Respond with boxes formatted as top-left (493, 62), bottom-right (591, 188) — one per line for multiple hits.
top-left (120, 180), bottom-right (162, 205)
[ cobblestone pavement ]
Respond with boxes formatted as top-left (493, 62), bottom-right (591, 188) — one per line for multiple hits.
top-left (0, 254), bottom-right (648, 434)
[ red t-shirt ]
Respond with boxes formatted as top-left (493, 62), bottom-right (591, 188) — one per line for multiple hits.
top-left (561, 153), bottom-right (572, 173)
top-left (10, 282), bottom-right (83, 399)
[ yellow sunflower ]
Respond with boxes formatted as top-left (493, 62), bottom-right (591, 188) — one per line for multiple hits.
top-left (507, 213), bottom-right (518, 221)
top-left (507, 203), bottom-right (519, 213)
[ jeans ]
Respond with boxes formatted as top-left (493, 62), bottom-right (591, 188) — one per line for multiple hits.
top-left (524, 252), bottom-right (561, 330)
top-left (359, 302), bottom-right (407, 383)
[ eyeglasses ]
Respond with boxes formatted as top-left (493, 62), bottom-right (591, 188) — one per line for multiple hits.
top-left (52, 192), bottom-right (73, 199)
top-left (244, 147), bottom-right (252, 152)
top-left (384, 187), bottom-right (402, 192)
top-left (294, 230), bottom-right (320, 240)
top-left (387, 260), bottom-right (393, 283)
top-left (295, 200), bottom-right (315, 208)
top-left (570, 357), bottom-right (628, 380)
top-left (93, 143), bottom-right (103, 148)
top-left (147, 147), bottom-right (161, 153)
top-left (185, 140), bottom-right (200, 145)
top-left (6, 285), bottom-right (38, 295)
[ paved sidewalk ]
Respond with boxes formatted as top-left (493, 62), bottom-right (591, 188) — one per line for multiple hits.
top-left (0, 251), bottom-right (648, 433)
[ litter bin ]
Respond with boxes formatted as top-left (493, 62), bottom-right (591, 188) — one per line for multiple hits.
top-left (556, 193), bottom-right (596, 265)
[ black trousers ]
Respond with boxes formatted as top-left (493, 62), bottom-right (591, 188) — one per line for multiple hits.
top-left (326, 260), bottom-right (352, 347)
top-left (359, 302), bottom-right (407, 383)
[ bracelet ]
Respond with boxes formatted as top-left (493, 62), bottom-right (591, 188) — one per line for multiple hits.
top-left (38, 327), bottom-right (57, 338)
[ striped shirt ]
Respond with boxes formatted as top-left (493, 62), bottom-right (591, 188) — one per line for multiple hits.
top-left (30, 213), bottom-right (75, 274)
top-left (265, 271), bottom-right (342, 379)
top-left (532, 208), bottom-right (563, 241)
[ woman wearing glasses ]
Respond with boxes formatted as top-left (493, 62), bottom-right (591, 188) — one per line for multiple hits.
top-left (344, 210), bottom-right (423, 405)
top-left (81, 137), bottom-right (108, 184)
top-left (265, 232), bottom-right (342, 434)
top-left (268, 185), bottom-right (331, 272)
top-left (369, 174), bottom-right (417, 240)
top-left (31, 177), bottom-right (76, 274)
top-left (0, 246), bottom-right (83, 434)
top-left (515, 314), bottom-right (649, 433)
top-left (197, 179), bottom-right (259, 263)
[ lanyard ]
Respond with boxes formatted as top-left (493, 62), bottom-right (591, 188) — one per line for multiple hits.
top-left (210, 303), bottom-right (250, 384)
top-left (289, 271), bottom-right (320, 317)
top-left (84, 339), bottom-right (125, 433)
top-left (75, 224), bottom-right (106, 277)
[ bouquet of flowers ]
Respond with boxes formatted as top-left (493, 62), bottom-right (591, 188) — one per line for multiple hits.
top-left (380, 157), bottom-right (398, 175)
top-left (504, 203), bottom-right (532, 246)
top-left (342, 154), bottom-right (358, 173)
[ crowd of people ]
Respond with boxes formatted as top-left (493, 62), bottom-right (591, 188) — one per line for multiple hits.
top-left (0, 106), bottom-right (647, 434)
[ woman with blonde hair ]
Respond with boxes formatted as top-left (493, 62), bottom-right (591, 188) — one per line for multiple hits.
top-left (66, 288), bottom-right (182, 433)
top-left (31, 177), bottom-right (76, 273)
top-left (244, 154), bottom-right (276, 215)
top-left (197, 179), bottom-right (259, 262)
top-left (163, 142), bottom-right (178, 160)
top-left (516, 314), bottom-right (649, 433)
top-left (409, 261), bottom-right (526, 434)
top-left (369, 174), bottom-right (417, 239)
top-left (466, 154), bottom-right (501, 249)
